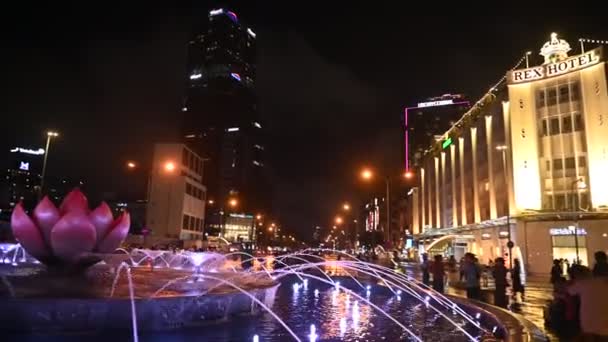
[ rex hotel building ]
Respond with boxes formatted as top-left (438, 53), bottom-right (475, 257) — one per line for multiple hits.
top-left (409, 34), bottom-right (608, 275)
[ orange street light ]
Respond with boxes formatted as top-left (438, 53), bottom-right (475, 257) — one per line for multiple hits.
top-left (404, 170), bottom-right (414, 179)
top-left (335, 216), bottom-right (343, 225)
top-left (127, 161), bottom-right (137, 169)
top-left (268, 227), bottom-right (274, 232)
top-left (164, 161), bottom-right (176, 173)
top-left (271, 222), bottom-right (276, 227)
top-left (208, 199), bottom-right (215, 205)
top-left (360, 168), bottom-right (373, 181)
top-left (342, 203), bottom-right (351, 211)
top-left (256, 214), bottom-right (263, 220)
top-left (229, 198), bottom-right (238, 208)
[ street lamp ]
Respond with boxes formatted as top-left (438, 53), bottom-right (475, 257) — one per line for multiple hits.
top-left (256, 214), bottom-right (263, 220)
top-left (208, 199), bottom-right (215, 205)
top-left (496, 144), bottom-right (514, 269)
top-left (126, 161), bottom-right (137, 169)
top-left (571, 178), bottom-right (587, 264)
top-left (360, 168), bottom-right (373, 180)
top-left (403, 171), bottom-right (414, 179)
top-left (39, 131), bottom-right (59, 199)
top-left (335, 216), bottom-right (343, 225)
top-left (164, 161), bottom-right (176, 173)
top-left (342, 203), bottom-right (351, 211)
top-left (360, 167), bottom-right (391, 248)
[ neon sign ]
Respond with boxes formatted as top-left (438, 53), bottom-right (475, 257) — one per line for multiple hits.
top-left (417, 99), bottom-right (454, 108)
top-left (10, 147), bottom-right (45, 155)
top-left (230, 73), bottom-right (241, 81)
top-left (550, 227), bottom-right (587, 236)
top-left (442, 137), bottom-right (452, 149)
top-left (19, 162), bottom-right (29, 171)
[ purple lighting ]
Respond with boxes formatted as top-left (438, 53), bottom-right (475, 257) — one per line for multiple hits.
top-left (230, 73), bottom-right (241, 82)
top-left (227, 11), bottom-right (238, 22)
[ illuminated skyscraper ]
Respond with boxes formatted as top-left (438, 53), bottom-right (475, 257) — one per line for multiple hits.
top-left (182, 8), bottom-right (270, 222)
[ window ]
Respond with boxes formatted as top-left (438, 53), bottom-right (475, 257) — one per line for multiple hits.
top-left (183, 215), bottom-right (189, 229)
top-left (186, 183), bottom-right (192, 196)
top-left (550, 118), bottom-right (560, 135)
top-left (565, 157), bottom-right (576, 169)
top-left (547, 88), bottom-right (557, 106)
top-left (553, 159), bottom-right (563, 170)
top-left (571, 83), bottom-right (580, 101)
top-left (546, 160), bottom-right (551, 171)
top-left (579, 156), bottom-right (587, 167)
top-left (559, 86), bottom-right (570, 103)
top-left (574, 114), bottom-right (584, 131)
top-left (537, 90), bottom-right (546, 107)
top-left (562, 116), bottom-right (573, 133)
top-left (541, 119), bottom-right (548, 136)
top-left (182, 148), bottom-right (189, 166)
top-left (555, 194), bottom-right (566, 210)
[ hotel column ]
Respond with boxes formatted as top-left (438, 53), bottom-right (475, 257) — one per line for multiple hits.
top-left (450, 144), bottom-right (458, 226)
top-left (420, 168), bottom-right (425, 232)
top-left (434, 156), bottom-right (441, 228)
top-left (471, 127), bottom-right (481, 223)
top-left (427, 163), bottom-right (433, 228)
top-left (412, 188), bottom-right (420, 234)
top-left (485, 116), bottom-right (497, 219)
top-left (440, 152), bottom-right (447, 227)
top-left (459, 137), bottom-right (467, 225)
top-left (502, 102), bottom-right (515, 214)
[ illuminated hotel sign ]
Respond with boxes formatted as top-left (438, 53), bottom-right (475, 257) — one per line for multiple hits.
top-left (549, 227), bottom-right (587, 236)
top-left (417, 99), bottom-right (454, 108)
top-left (509, 48), bottom-right (602, 84)
top-left (10, 147), bottom-right (45, 155)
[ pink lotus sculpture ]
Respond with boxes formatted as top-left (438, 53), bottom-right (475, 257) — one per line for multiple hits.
top-left (11, 189), bottom-right (130, 267)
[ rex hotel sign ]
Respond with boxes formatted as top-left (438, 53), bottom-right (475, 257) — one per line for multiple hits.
top-left (508, 48), bottom-right (602, 84)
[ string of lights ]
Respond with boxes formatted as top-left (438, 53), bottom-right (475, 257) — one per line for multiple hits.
top-left (422, 51), bottom-right (529, 157)
top-left (579, 38), bottom-right (608, 45)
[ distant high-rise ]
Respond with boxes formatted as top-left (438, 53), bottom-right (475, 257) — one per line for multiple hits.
top-left (404, 94), bottom-right (470, 170)
top-left (182, 8), bottom-right (270, 220)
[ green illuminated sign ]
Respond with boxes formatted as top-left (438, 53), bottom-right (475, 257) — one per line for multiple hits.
top-left (442, 137), bottom-right (452, 149)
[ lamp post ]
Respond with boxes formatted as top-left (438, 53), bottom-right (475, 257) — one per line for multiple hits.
top-left (39, 131), bottom-right (59, 199)
top-left (571, 178), bottom-right (587, 264)
top-left (495, 145), bottom-right (513, 269)
top-left (360, 168), bottom-right (413, 250)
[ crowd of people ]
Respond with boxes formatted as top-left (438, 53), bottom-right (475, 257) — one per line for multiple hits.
top-left (545, 251), bottom-right (608, 340)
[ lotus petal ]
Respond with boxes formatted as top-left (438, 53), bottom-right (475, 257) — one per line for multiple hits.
top-left (11, 203), bottom-right (50, 258)
top-left (89, 202), bottom-right (114, 241)
top-left (32, 196), bottom-right (60, 245)
top-left (59, 188), bottom-right (89, 215)
top-left (50, 212), bottom-right (97, 261)
top-left (96, 212), bottom-right (130, 253)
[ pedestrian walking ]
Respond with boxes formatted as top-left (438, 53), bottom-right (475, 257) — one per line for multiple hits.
top-left (592, 251), bottom-right (608, 277)
top-left (551, 259), bottom-right (563, 285)
top-left (463, 253), bottom-right (481, 300)
top-left (421, 253), bottom-right (430, 286)
top-left (512, 258), bottom-right (525, 301)
top-left (432, 254), bottom-right (445, 293)
top-left (492, 257), bottom-right (508, 308)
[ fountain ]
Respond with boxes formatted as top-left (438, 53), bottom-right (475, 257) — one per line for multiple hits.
top-left (0, 190), bottom-right (545, 341)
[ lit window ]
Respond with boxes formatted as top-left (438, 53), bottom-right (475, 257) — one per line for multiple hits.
top-left (227, 127), bottom-right (239, 132)
top-left (253, 122), bottom-right (262, 128)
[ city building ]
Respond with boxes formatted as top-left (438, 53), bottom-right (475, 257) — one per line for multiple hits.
top-left (404, 94), bottom-right (470, 171)
top-left (145, 143), bottom-right (207, 247)
top-left (409, 34), bottom-right (608, 275)
top-left (222, 213), bottom-right (255, 242)
top-left (182, 8), bottom-right (271, 221)
top-left (0, 146), bottom-right (45, 214)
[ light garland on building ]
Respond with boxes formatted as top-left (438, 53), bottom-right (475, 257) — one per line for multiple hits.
top-left (423, 53), bottom-right (528, 158)
top-left (578, 38), bottom-right (608, 45)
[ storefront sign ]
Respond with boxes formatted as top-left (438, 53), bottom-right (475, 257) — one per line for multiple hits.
top-left (508, 48), bottom-right (601, 84)
top-left (481, 233), bottom-right (491, 240)
top-left (10, 147), bottom-right (45, 155)
top-left (550, 227), bottom-right (587, 236)
top-left (417, 99), bottom-right (454, 108)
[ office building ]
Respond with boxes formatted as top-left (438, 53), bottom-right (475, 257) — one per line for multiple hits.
top-left (182, 8), bottom-right (270, 219)
top-left (145, 144), bottom-right (207, 246)
top-left (409, 34), bottom-right (608, 274)
top-left (0, 146), bottom-right (44, 212)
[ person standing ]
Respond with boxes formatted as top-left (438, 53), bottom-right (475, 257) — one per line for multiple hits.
top-left (551, 259), bottom-right (563, 285)
top-left (512, 258), bottom-right (525, 301)
top-left (492, 257), bottom-right (508, 308)
top-left (421, 253), bottom-right (431, 286)
top-left (463, 253), bottom-right (481, 300)
top-left (568, 265), bottom-right (608, 340)
top-left (592, 251), bottom-right (608, 277)
top-left (432, 255), bottom-right (445, 293)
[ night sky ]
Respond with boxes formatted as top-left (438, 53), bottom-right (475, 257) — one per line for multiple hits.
top-left (1, 3), bottom-right (606, 240)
